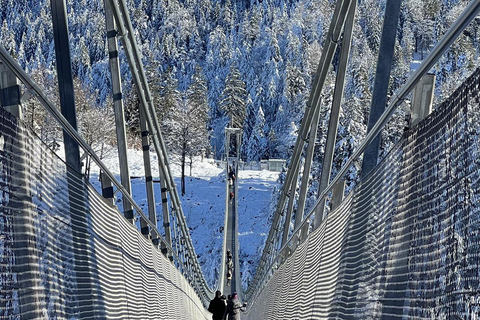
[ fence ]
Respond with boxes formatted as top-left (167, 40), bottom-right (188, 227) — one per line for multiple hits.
top-left (0, 108), bottom-right (210, 319)
top-left (215, 159), bottom-right (286, 172)
top-left (244, 67), bottom-right (480, 319)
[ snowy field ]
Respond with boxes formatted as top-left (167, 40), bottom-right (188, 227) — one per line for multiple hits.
top-left (88, 146), bottom-right (280, 289)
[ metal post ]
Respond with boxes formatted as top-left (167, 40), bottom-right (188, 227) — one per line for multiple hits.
top-left (262, 0), bottom-right (352, 258)
top-left (104, 0), bottom-right (134, 222)
top-left (138, 108), bottom-right (158, 240)
top-left (0, 64), bottom-right (22, 118)
top-left (360, 0), bottom-right (402, 178)
top-left (330, 179), bottom-right (345, 211)
top-left (410, 73), bottom-right (435, 127)
top-left (314, 0), bottom-right (357, 230)
top-left (100, 170), bottom-right (114, 204)
top-left (0, 62), bottom-right (43, 319)
top-left (235, 130), bottom-right (241, 174)
top-left (226, 130), bottom-right (231, 166)
top-left (160, 168), bottom-right (172, 246)
top-left (234, 129), bottom-right (242, 302)
top-left (51, 0), bottom-right (95, 316)
top-left (281, 161), bottom-right (299, 247)
top-left (296, 107), bottom-right (320, 231)
top-left (51, 0), bottom-right (81, 173)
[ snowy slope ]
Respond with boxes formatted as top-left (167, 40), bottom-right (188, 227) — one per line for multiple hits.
top-left (88, 146), bottom-right (280, 289)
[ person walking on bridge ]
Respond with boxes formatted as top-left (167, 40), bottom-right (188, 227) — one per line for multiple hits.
top-left (224, 292), bottom-right (246, 320)
top-left (228, 168), bottom-right (236, 186)
top-left (226, 252), bottom-right (234, 286)
top-left (208, 290), bottom-right (226, 320)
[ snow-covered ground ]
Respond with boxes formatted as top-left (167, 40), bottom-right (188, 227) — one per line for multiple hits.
top-left (88, 146), bottom-right (280, 289)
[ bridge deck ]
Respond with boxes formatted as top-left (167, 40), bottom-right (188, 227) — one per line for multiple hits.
top-left (222, 184), bottom-right (238, 297)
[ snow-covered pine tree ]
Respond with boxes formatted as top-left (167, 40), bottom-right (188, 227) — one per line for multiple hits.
top-left (220, 64), bottom-right (247, 129)
top-left (1, 20), bottom-right (16, 57)
top-left (246, 106), bottom-right (267, 161)
top-left (186, 65), bottom-right (210, 171)
top-left (205, 26), bottom-right (231, 158)
top-left (157, 66), bottom-right (182, 146)
top-left (241, 93), bottom-right (255, 158)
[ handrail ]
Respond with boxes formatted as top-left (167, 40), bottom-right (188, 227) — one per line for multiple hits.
top-left (244, 0), bottom-right (353, 301)
top-left (245, 0), bottom-right (480, 301)
top-left (107, 0), bottom-right (214, 299)
top-left (1, 0), bottom-right (216, 302)
top-left (0, 45), bottom-right (178, 261)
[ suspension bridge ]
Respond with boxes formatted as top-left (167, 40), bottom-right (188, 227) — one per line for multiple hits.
top-left (1, 0), bottom-right (480, 319)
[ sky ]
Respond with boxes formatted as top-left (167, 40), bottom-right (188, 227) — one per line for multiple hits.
top-left (88, 146), bottom-right (280, 289)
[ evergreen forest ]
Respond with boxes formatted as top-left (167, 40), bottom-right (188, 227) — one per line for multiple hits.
top-left (1, 0), bottom-right (479, 206)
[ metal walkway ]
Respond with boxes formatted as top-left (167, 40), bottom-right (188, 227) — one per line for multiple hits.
top-left (222, 184), bottom-right (239, 296)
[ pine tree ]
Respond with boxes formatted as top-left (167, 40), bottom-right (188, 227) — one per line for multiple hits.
top-left (157, 67), bottom-right (182, 144)
top-left (123, 82), bottom-right (142, 140)
top-left (186, 65), bottom-right (210, 170)
top-left (1, 20), bottom-right (16, 57)
top-left (220, 64), bottom-right (247, 129)
top-left (246, 106), bottom-right (267, 161)
top-left (241, 93), bottom-right (255, 157)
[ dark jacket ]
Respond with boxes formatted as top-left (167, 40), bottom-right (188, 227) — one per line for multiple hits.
top-left (225, 298), bottom-right (246, 320)
top-left (208, 292), bottom-right (226, 320)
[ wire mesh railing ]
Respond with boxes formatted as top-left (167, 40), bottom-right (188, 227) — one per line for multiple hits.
top-left (0, 107), bottom-right (211, 319)
top-left (0, 0), bottom-right (216, 310)
top-left (244, 66), bottom-right (480, 319)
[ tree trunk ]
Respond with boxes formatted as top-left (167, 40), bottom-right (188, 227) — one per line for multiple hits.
top-left (100, 142), bottom-right (104, 160)
top-left (181, 142), bottom-right (186, 196)
top-left (189, 155), bottom-right (193, 176)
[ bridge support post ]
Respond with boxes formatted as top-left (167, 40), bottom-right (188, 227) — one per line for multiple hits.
top-left (360, 0), bottom-right (402, 179)
top-left (160, 171), bottom-right (172, 246)
top-left (100, 170), bottom-right (114, 204)
top-left (51, 0), bottom-right (97, 316)
top-left (281, 161), bottom-right (299, 247)
top-left (0, 62), bottom-right (44, 319)
top-left (296, 103), bottom-right (320, 231)
top-left (234, 128), bottom-right (242, 300)
top-left (104, 0), bottom-right (135, 224)
top-left (410, 73), bottom-right (435, 128)
top-left (138, 105), bottom-right (158, 240)
top-left (290, 107), bottom-right (321, 250)
top-left (331, 179), bottom-right (345, 211)
top-left (314, 0), bottom-right (357, 230)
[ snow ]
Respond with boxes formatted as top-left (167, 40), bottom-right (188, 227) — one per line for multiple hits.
top-left (410, 51), bottom-right (424, 73)
top-left (88, 145), bottom-right (280, 289)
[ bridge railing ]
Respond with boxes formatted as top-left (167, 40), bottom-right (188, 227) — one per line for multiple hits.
top-left (0, 38), bottom-right (214, 305)
top-left (104, 0), bottom-right (215, 301)
top-left (0, 0), bottom-right (216, 315)
top-left (244, 65), bottom-right (480, 319)
top-left (0, 104), bottom-right (213, 318)
top-left (245, 0), bottom-right (480, 305)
